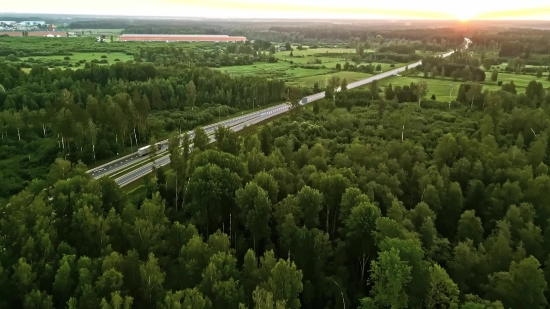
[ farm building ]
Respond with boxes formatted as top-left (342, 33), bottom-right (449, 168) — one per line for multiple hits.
top-left (119, 34), bottom-right (247, 42)
top-left (0, 21), bottom-right (16, 26)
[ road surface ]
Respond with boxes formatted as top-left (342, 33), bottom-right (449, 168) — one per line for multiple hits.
top-left (88, 105), bottom-right (289, 179)
top-left (115, 109), bottom-right (292, 187)
top-left (93, 38), bottom-right (470, 187)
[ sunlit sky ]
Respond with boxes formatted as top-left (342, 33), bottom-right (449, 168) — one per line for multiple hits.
top-left (3, 0), bottom-right (550, 21)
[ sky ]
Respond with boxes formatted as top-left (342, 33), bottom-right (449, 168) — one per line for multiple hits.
top-left (3, 0), bottom-right (550, 21)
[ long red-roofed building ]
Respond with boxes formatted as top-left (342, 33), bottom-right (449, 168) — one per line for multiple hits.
top-left (119, 34), bottom-right (246, 42)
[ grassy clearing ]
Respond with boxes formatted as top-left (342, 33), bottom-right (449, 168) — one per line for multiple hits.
top-left (287, 71), bottom-right (374, 87)
top-left (20, 51), bottom-right (134, 69)
top-left (378, 72), bottom-right (550, 99)
top-left (218, 46), bottom-right (411, 89)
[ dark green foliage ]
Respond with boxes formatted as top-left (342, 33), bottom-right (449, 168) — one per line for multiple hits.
top-left (2, 24), bottom-right (550, 309)
top-left (2, 79), bottom-right (549, 309)
top-left (0, 60), bottom-right (286, 199)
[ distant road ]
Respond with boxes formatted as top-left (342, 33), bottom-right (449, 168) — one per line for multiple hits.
top-left (91, 38), bottom-right (470, 187)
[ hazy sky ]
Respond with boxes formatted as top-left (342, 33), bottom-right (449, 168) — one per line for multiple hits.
top-left (3, 0), bottom-right (550, 20)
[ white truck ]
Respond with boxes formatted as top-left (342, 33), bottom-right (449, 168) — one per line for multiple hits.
top-left (138, 143), bottom-right (162, 156)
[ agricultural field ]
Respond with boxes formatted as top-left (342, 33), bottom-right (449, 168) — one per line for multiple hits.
top-left (378, 71), bottom-right (550, 100)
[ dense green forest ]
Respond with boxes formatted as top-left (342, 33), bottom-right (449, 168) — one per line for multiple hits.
top-left (2, 22), bottom-right (550, 309)
top-left (2, 75), bottom-right (550, 308)
top-left (0, 26), bottom-right (466, 200)
top-left (0, 60), bottom-right (286, 198)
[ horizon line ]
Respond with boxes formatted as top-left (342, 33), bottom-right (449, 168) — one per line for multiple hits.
top-left (2, 12), bottom-right (550, 22)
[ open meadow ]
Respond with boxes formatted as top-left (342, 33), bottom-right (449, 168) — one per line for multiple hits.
top-left (378, 71), bottom-right (550, 100)
top-left (218, 46), bottom-right (422, 89)
top-left (20, 51), bottom-right (134, 69)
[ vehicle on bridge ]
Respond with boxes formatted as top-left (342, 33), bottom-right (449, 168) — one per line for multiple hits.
top-left (138, 143), bottom-right (162, 156)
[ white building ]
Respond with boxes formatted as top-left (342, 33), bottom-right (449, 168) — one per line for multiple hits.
top-left (19, 21), bottom-right (46, 26)
top-left (0, 21), bottom-right (16, 26)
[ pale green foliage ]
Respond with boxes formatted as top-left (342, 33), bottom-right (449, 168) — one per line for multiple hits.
top-left (425, 264), bottom-right (459, 309)
top-left (370, 247), bottom-right (411, 309)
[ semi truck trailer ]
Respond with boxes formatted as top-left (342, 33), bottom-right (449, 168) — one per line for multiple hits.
top-left (138, 143), bottom-right (162, 156)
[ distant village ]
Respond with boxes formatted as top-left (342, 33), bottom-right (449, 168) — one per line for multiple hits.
top-left (0, 20), bottom-right (82, 37)
top-left (0, 20), bottom-right (72, 31)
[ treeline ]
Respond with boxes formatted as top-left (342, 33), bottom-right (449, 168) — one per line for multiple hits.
top-left (267, 26), bottom-right (464, 45)
top-left (70, 19), bottom-right (222, 35)
top-left (470, 29), bottom-right (550, 57)
top-left (2, 83), bottom-right (550, 309)
top-left (137, 43), bottom-right (277, 67)
top-left (0, 62), bottom-right (286, 111)
top-left (378, 43), bottom-right (448, 54)
top-left (123, 27), bottom-right (223, 35)
top-left (366, 52), bottom-right (420, 63)
top-left (421, 55), bottom-right (486, 82)
top-left (334, 82), bottom-right (424, 105)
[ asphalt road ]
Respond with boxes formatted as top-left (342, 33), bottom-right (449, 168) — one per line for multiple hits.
top-left (88, 105), bottom-right (288, 179)
top-left (108, 39), bottom-right (471, 186)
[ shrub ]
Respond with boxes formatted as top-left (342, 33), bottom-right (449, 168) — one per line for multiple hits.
top-left (79, 59), bottom-right (86, 63)
top-left (498, 81), bottom-right (503, 86)
top-left (64, 56), bottom-right (70, 61)
top-left (114, 58), bottom-right (120, 61)
top-left (6, 54), bottom-right (19, 61)
top-left (431, 94), bottom-right (436, 100)
top-left (99, 59), bottom-right (108, 64)
top-left (101, 55), bottom-right (107, 58)
top-left (390, 63), bottom-right (395, 67)
top-left (91, 59), bottom-right (99, 63)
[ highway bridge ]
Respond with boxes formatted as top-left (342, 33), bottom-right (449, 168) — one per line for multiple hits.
top-left (87, 38), bottom-right (470, 187)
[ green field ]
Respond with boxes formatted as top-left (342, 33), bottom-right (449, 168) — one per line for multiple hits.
top-left (218, 46), bottom-right (415, 89)
top-left (378, 72), bottom-right (550, 99)
top-left (487, 63), bottom-right (549, 74)
top-left (287, 71), bottom-right (374, 87)
top-left (20, 51), bottom-right (134, 69)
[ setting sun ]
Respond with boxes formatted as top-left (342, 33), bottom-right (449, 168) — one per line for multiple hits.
top-left (454, 9), bottom-right (476, 21)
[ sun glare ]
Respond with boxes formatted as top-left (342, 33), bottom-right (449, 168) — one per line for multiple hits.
top-left (454, 9), bottom-right (476, 21)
